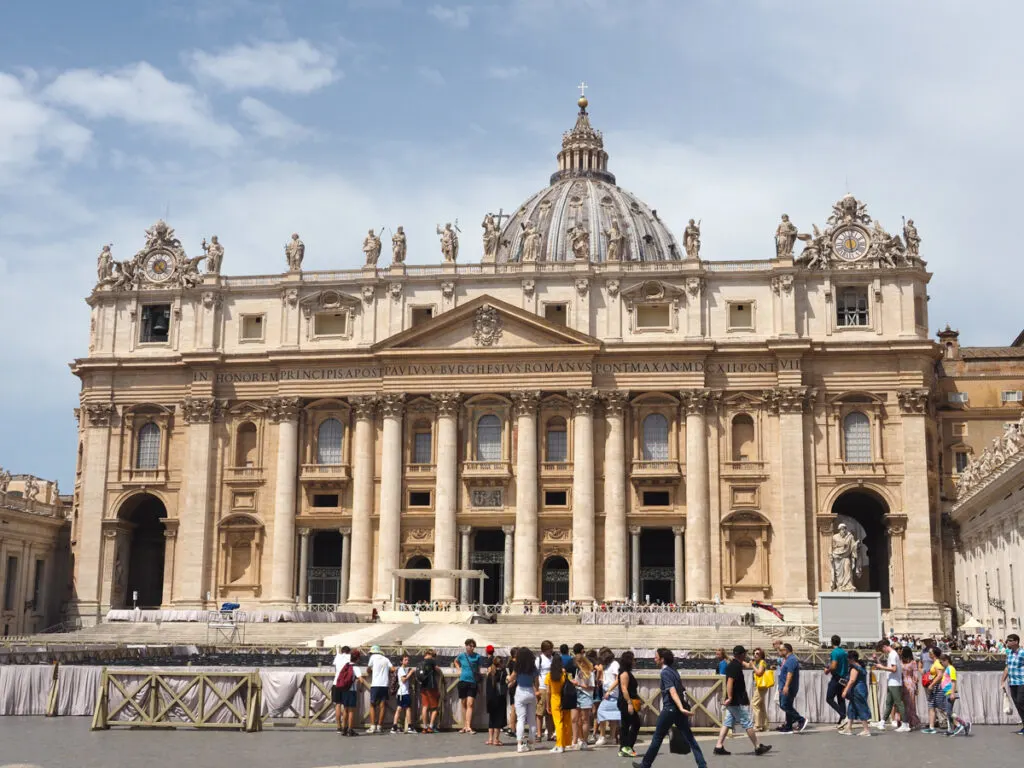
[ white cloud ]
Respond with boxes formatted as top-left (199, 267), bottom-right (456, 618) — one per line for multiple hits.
top-left (43, 62), bottom-right (239, 150)
top-left (239, 96), bottom-right (311, 140)
top-left (428, 4), bottom-right (471, 29)
top-left (0, 72), bottom-right (91, 182)
top-left (187, 39), bottom-right (339, 94)
top-left (417, 66), bottom-right (446, 87)
top-left (487, 66), bottom-right (529, 80)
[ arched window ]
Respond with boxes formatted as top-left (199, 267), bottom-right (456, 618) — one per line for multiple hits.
top-left (642, 413), bottom-right (669, 461)
top-left (412, 420), bottom-right (432, 464)
top-left (235, 422), bottom-right (258, 467)
top-left (317, 418), bottom-right (343, 465)
top-left (546, 416), bottom-right (567, 462)
top-left (135, 423), bottom-right (161, 469)
top-left (476, 415), bottom-right (502, 461)
top-left (843, 412), bottom-right (872, 464)
top-left (731, 414), bottom-right (755, 462)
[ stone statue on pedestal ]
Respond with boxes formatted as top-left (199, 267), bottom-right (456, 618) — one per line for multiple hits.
top-left (829, 523), bottom-right (860, 592)
top-left (437, 222), bottom-right (459, 262)
top-left (285, 233), bottom-right (305, 271)
top-left (683, 219), bottom-right (701, 259)
top-left (775, 214), bottom-right (798, 258)
top-left (201, 235), bottom-right (224, 274)
top-left (363, 229), bottom-right (382, 266)
top-left (391, 226), bottom-right (406, 264)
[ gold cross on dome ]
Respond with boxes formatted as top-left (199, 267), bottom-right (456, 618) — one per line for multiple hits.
top-left (578, 81), bottom-right (588, 98)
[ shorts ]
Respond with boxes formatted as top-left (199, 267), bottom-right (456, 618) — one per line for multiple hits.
top-left (331, 685), bottom-right (347, 705)
top-left (341, 689), bottom-right (357, 708)
top-left (396, 694), bottom-right (411, 708)
top-left (724, 705), bottom-right (754, 731)
top-left (421, 688), bottom-right (440, 709)
top-left (370, 686), bottom-right (389, 705)
top-left (928, 686), bottom-right (946, 710)
top-left (458, 681), bottom-right (478, 700)
top-left (577, 691), bottom-right (594, 709)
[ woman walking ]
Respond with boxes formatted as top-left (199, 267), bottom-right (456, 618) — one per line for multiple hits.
top-left (617, 651), bottom-right (642, 758)
top-left (506, 648), bottom-right (518, 739)
top-left (839, 650), bottom-right (872, 736)
top-left (544, 654), bottom-right (573, 753)
top-left (596, 648), bottom-right (621, 747)
top-left (573, 650), bottom-right (595, 749)
top-left (900, 646), bottom-right (920, 730)
top-left (486, 655), bottom-right (509, 746)
top-left (750, 648), bottom-right (772, 732)
top-left (510, 647), bottom-right (540, 753)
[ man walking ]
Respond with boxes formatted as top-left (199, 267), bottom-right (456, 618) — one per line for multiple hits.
top-left (633, 649), bottom-right (707, 768)
top-left (713, 646), bottom-right (771, 756)
top-left (777, 643), bottom-right (806, 733)
top-left (454, 638), bottom-right (482, 733)
top-left (824, 635), bottom-right (849, 728)
top-left (873, 640), bottom-right (909, 732)
top-left (1001, 633), bottom-right (1024, 734)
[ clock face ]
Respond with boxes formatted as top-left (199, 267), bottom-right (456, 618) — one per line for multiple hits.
top-left (832, 228), bottom-right (869, 261)
top-left (145, 251), bottom-right (175, 282)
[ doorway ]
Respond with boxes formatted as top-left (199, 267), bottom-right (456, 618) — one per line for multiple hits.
top-left (639, 528), bottom-right (674, 603)
top-left (541, 556), bottom-right (570, 603)
top-left (832, 489), bottom-right (891, 608)
top-left (404, 556), bottom-right (431, 604)
top-left (119, 494), bottom-right (167, 608)
top-left (309, 530), bottom-right (343, 605)
top-left (470, 529), bottom-right (505, 604)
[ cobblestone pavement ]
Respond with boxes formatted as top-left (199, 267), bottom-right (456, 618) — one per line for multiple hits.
top-left (0, 719), bottom-right (1020, 768)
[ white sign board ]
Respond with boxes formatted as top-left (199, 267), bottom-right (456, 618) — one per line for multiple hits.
top-left (818, 592), bottom-right (883, 644)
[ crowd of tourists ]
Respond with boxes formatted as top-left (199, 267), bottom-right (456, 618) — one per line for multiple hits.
top-left (328, 632), bottom-right (1024, 762)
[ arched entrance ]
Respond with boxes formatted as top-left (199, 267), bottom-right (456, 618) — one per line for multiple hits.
top-left (470, 529), bottom-right (505, 604)
top-left (118, 494), bottom-right (167, 608)
top-left (309, 530), bottom-right (342, 605)
top-left (541, 556), bottom-right (569, 603)
top-left (404, 556), bottom-right (431, 604)
top-left (640, 528), bottom-right (674, 603)
top-left (831, 489), bottom-right (891, 608)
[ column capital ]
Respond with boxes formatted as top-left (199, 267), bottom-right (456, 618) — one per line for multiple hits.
top-left (502, 524), bottom-right (515, 535)
top-left (567, 388), bottom-right (599, 415)
top-left (164, 528), bottom-right (178, 539)
top-left (297, 527), bottom-right (312, 538)
top-left (458, 525), bottom-right (473, 535)
top-left (672, 524), bottom-right (686, 535)
top-left (266, 396), bottom-right (302, 423)
top-left (897, 388), bottom-right (931, 414)
top-left (679, 389), bottom-right (719, 415)
top-left (601, 390), bottom-right (631, 415)
top-left (338, 526), bottom-right (352, 536)
top-left (510, 390), bottom-right (542, 416)
top-left (379, 392), bottom-right (406, 418)
top-left (886, 514), bottom-right (908, 536)
top-left (82, 402), bottom-right (118, 428)
top-left (629, 525), bottom-right (642, 536)
top-left (180, 396), bottom-right (226, 424)
top-left (430, 391), bottom-right (463, 417)
top-left (349, 395), bottom-right (378, 420)
top-left (763, 387), bottom-right (815, 414)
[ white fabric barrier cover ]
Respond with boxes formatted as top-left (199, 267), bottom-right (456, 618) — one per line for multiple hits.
top-left (105, 609), bottom-right (359, 623)
top-left (581, 612), bottom-right (743, 626)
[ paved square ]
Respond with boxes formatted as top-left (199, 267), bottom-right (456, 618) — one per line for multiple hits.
top-left (0, 718), bottom-right (1020, 768)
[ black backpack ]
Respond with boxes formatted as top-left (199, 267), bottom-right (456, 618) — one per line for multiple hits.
top-left (560, 676), bottom-right (578, 710)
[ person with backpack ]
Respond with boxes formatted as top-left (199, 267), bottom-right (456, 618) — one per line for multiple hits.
top-left (486, 655), bottom-right (509, 745)
top-left (333, 646), bottom-right (361, 736)
top-left (390, 654), bottom-right (415, 734)
top-left (544, 652), bottom-right (573, 752)
top-left (417, 649), bottom-right (441, 733)
top-left (633, 648), bottom-right (706, 768)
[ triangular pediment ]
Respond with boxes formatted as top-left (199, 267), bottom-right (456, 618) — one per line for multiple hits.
top-left (374, 295), bottom-right (601, 352)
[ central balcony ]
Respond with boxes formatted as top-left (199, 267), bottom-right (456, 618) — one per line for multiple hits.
top-left (630, 460), bottom-right (681, 484)
top-left (540, 461), bottom-right (573, 478)
top-left (225, 466), bottom-right (265, 485)
top-left (461, 460), bottom-right (513, 486)
top-left (122, 467), bottom-right (168, 486)
top-left (300, 463), bottom-right (351, 488)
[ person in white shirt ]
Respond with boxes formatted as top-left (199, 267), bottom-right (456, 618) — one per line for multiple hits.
top-left (363, 644), bottom-right (394, 733)
top-left (873, 640), bottom-right (909, 732)
top-left (333, 646), bottom-right (362, 736)
top-left (391, 654), bottom-right (415, 734)
top-left (536, 641), bottom-right (555, 740)
top-left (595, 649), bottom-right (621, 746)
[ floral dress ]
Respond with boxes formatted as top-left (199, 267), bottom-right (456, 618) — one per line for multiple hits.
top-left (901, 660), bottom-right (920, 728)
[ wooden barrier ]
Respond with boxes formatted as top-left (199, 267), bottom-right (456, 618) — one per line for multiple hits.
top-left (91, 668), bottom-right (262, 732)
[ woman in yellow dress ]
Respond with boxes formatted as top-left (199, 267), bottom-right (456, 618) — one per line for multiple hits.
top-left (544, 654), bottom-right (573, 752)
top-left (751, 647), bottom-right (772, 731)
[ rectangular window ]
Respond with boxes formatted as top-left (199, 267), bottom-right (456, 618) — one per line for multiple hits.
top-left (836, 288), bottom-right (869, 327)
top-left (32, 559), bottom-right (44, 609)
top-left (412, 432), bottom-right (432, 464)
top-left (642, 490), bottom-right (671, 507)
top-left (636, 304), bottom-right (671, 329)
top-left (1002, 390), bottom-right (1023, 403)
top-left (947, 392), bottom-right (969, 404)
top-left (727, 302), bottom-right (753, 331)
top-left (544, 304), bottom-right (567, 326)
top-left (544, 489), bottom-right (568, 507)
top-left (314, 312), bottom-right (348, 337)
top-left (240, 314), bottom-right (264, 341)
top-left (546, 429), bottom-right (567, 462)
top-left (312, 494), bottom-right (339, 508)
top-left (409, 490), bottom-right (432, 507)
top-left (411, 307), bottom-right (434, 327)
top-left (3, 556), bottom-right (17, 612)
top-left (954, 451), bottom-right (969, 474)
top-left (139, 304), bottom-right (171, 343)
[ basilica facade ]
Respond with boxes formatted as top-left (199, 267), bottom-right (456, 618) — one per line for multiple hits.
top-left (70, 97), bottom-right (954, 630)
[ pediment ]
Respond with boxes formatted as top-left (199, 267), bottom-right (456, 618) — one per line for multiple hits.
top-left (619, 279), bottom-right (686, 307)
top-left (299, 289), bottom-right (361, 317)
top-left (374, 295), bottom-right (601, 352)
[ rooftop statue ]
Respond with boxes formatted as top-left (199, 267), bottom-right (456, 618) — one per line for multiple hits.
top-left (201, 235), bottom-right (224, 274)
top-left (391, 226), bottom-right (407, 264)
top-left (363, 228), bottom-right (383, 266)
top-left (683, 219), bottom-right (701, 260)
top-left (285, 233), bottom-right (304, 271)
top-left (437, 222), bottom-right (459, 262)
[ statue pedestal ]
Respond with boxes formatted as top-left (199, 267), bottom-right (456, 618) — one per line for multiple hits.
top-left (817, 591), bottom-right (882, 644)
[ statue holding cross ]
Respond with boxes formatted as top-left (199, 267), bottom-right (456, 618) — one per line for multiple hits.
top-left (481, 213), bottom-right (500, 262)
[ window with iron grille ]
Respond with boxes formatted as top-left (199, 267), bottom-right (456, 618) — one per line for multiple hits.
top-left (642, 414), bottom-right (669, 461)
top-left (476, 415), bottom-right (502, 461)
top-left (316, 418), bottom-right (343, 464)
top-left (836, 288), bottom-right (869, 327)
top-left (546, 418), bottom-right (567, 462)
top-left (135, 423), bottom-right (161, 469)
top-left (843, 412), bottom-right (871, 463)
top-left (413, 430), bottom-right (432, 464)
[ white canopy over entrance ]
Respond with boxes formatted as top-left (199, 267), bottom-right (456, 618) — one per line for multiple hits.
top-left (389, 569), bottom-right (488, 609)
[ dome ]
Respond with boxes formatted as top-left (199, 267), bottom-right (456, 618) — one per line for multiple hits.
top-left (493, 99), bottom-right (681, 263)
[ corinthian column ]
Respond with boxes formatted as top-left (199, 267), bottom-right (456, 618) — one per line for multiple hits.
top-left (374, 393), bottom-right (405, 602)
top-left (268, 397), bottom-right (302, 605)
top-left (347, 396), bottom-right (377, 604)
top-left (511, 391), bottom-right (541, 603)
top-left (502, 524), bottom-right (515, 604)
top-left (602, 391), bottom-right (630, 602)
top-left (431, 392), bottom-right (462, 602)
top-left (568, 388), bottom-right (598, 603)
top-left (680, 389), bottom-right (715, 601)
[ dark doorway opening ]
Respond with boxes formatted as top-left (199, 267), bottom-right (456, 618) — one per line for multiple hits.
top-left (404, 555), bottom-right (431, 604)
top-left (470, 529), bottom-right (505, 604)
top-left (832, 489), bottom-right (891, 609)
top-left (309, 530), bottom-right (343, 605)
top-left (640, 528), bottom-right (674, 603)
top-left (541, 556), bottom-right (570, 603)
top-left (120, 494), bottom-right (167, 608)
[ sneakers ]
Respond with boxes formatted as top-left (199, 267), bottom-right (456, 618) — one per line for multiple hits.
top-left (835, 717), bottom-right (848, 730)
top-left (595, 736), bottom-right (608, 747)
top-left (872, 720), bottom-right (887, 731)
top-left (895, 723), bottom-right (911, 733)
top-left (921, 728), bottom-right (937, 734)
top-left (952, 724), bottom-right (966, 736)
top-left (795, 718), bottom-right (808, 733)
top-left (518, 744), bottom-right (529, 754)
top-left (619, 746), bottom-right (638, 757)
top-left (405, 727), bottom-right (415, 734)
top-left (391, 725), bottom-right (400, 734)
top-left (713, 747), bottom-right (731, 756)
top-left (963, 723), bottom-right (972, 737)
top-left (754, 744), bottom-right (772, 756)
top-left (839, 727), bottom-right (853, 736)
top-left (551, 746), bottom-right (565, 753)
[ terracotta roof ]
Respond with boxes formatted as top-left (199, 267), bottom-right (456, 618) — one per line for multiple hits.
top-left (960, 346), bottom-right (1024, 359)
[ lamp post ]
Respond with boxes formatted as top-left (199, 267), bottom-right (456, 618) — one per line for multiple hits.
top-left (986, 582), bottom-right (1007, 627)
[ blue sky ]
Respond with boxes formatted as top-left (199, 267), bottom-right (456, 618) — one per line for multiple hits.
top-left (1, 0), bottom-right (1021, 487)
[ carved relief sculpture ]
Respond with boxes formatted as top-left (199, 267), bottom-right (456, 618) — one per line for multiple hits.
top-left (569, 225), bottom-right (590, 261)
top-left (472, 305), bottom-right (503, 347)
top-left (363, 228), bottom-right (383, 266)
top-left (24, 476), bottom-right (40, 501)
top-left (201, 235), bottom-right (224, 274)
top-left (285, 233), bottom-right (305, 272)
top-left (604, 219), bottom-right (625, 262)
top-left (520, 221), bottom-right (542, 263)
top-left (391, 226), bottom-right (407, 264)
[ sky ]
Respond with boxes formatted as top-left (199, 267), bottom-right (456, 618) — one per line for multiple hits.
top-left (1, 0), bottom-right (1022, 488)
